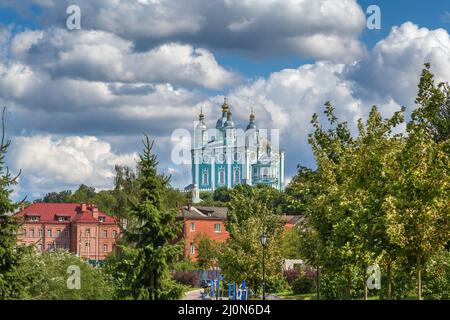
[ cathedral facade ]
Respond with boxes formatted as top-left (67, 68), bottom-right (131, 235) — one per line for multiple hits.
top-left (187, 98), bottom-right (285, 200)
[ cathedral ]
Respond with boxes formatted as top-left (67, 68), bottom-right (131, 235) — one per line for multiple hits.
top-left (187, 98), bottom-right (285, 202)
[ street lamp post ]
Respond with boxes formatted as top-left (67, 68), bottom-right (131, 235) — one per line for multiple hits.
top-left (260, 233), bottom-right (268, 301)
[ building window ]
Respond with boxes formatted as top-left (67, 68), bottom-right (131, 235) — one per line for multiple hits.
top-left (214, 223), bottom-right (222, 233)
top-left (56, 229), bottom-right (61, 237)
top-left (47, 229), bottom-right (52, 237)
top-left (99, 217), bottom-right (105, 222)
top-left (218, 169), bottom-right (225, 185)
top-left (64, 244), bottom-right (69, 250)
top-left (47, 243), bottom-right (54, 251)
top-left (64, 230), bottom-right (69, 238)
top-left (262, 167), bottom-right (269, 178)
top-left (233, 167), bottom-right (240, 183)
top-left (37, 243), bottom-right (43, 251)
top-left (103, 230), bottom-right (108, 238)
top-left (86, 229), bottom-right (90, 238)
top-left (202, 169), bottom-right (209, 185)
top-left (39, 229), bottom-right (43, 237)
top-left (85, 241), bottom-right (90, 250)
top-left (189, 223), bottom-right (195, 232)
top-left (22, 228), bottom-right (26, 237)
top-left (29, 228), bottom-right (34, 237)
top-left (190, 243), bottom-right (195, 255)
top-left (103, 244), bottom-right (108, 252)
top-left (112, 230), bottom-right (117, 238)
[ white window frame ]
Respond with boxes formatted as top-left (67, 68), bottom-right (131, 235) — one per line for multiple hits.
top-left (233, 167), bottom-right (240, 183)
top-left (218, 169), bottom-right (225, 185)
top-left (190, 243), bottom-right (195, 255)
top-left (214, 223), bottom-right (221, 233)
top-left (202, 169), bottom-right (209, 185)
top-left (189, 223), bottom-right (195, 232)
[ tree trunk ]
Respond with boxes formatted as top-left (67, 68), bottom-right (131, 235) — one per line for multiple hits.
top-left (387, 261), bottom-right (392, 300)
top-left (363, 265), bottom-right (368, 300)
top-left (416, 255), bottom-right (422, 300)
top-left (364, 280), bottom-right (368, 300)
top-left (345, 271), bottom-right (351, 300)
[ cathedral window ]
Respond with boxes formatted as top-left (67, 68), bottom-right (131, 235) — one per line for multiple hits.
top-left (218, 169), bottom-right (225, 185)
top-left (202, 169), bottom-right (209, 185)
top-left (233, 167), bottom-right (241, 183)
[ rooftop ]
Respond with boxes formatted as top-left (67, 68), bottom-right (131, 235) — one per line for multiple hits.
top-left (15, 203), bottom-right (118, 224)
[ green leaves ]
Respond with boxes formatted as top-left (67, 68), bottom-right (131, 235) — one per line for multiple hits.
top-left (106, 135), bottom-right (183, 300)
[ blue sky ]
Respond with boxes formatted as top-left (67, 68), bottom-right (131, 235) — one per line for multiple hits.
top-left (0, 0), bottom-right (450, 200)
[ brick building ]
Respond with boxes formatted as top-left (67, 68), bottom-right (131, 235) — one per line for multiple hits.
top-left (177, 205), bottom-right (229, 261)
top-left (15, 203), bottom-right (121, 262)
top-left (177, 205), bottom-right (303, 261)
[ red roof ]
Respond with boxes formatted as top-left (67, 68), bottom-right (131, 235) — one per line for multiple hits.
top-left (15, 203), bottom-right (117, 224)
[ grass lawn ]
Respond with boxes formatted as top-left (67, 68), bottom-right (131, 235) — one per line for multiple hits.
top-left (274, 290), bottom-right (317, 300)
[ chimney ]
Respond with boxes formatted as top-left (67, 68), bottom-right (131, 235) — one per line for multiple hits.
top-left (92, 205), bottom-right (99, 220)
top-left (81, 203), bottom-right (87, 213)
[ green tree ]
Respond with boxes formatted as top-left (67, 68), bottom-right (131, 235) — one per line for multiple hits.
top-left (0, 107), bottom-right (28, 299)
top-left (219, 217), bottom-right (285, 296)
top-left (383, 110), bottom-right (450, 300)
top-left (20, 250), bottom-right (115, 300)
top-left (195, 233), bottom-right (219, 269)
top-left (220, 184), bottom-right (285, 296)
top-left (297, 102), bottom-right (405, 299)
top-left (414, 63), bottom-right (450, 143)
top-left (120, 135), bottom-right (183, 300)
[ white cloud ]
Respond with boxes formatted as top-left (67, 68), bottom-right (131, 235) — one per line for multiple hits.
top-left (9, 135), bottom-right (137, 193)
top-left (7, 28), bottom-right (239, 89)
top-left (347, 22), bottom-right (450, 106)
top-left (2, 0), bottom-right (366, 62)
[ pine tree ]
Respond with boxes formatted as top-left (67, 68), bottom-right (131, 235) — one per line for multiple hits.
top-left (124, 135), bottom-right (183, 300)
top-left (0, 107), bottom-right (26, 299)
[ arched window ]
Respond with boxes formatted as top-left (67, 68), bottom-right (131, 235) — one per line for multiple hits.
top-left (218, 169), bottom-right (225, 185)
top-left (233, 168), bottom-right (241, 183)
top-left (202, 169), bottom-right (209, 185)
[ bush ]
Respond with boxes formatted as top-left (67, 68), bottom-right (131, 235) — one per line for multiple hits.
top-left (424, 250), bottom-right (450, 300)
top-left (320, 269), bottom-right (364, 300)
top-left (292, 275), bottom-right (315, 294)
top-left (172, 271), bottom-right (200, 287)
top-left (284, 268), bottom-right (300, 285)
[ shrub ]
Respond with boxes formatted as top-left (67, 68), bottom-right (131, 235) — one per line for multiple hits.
top-left (292, 275), bottom-right (315, 294)
top-left (424, 250), bottom-right (450, 300)
top-left (284, 268), bottom-right (300, 285)
top-left (172, 271), bottom-right (200, 287)
top-left (320, 269), bottom-right (364, 300)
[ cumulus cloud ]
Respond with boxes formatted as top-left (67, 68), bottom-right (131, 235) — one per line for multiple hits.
top-left (346, 22), bottom-right (450, 106)
top-left (2, 0), bottom-right (366, 62)
top-left (1, 17), bottom-right (450, 196)
top-left (224, 62), bottom-right (402, 171)
top-left (6, 28), bottom-right (239, 89)
top-left (8, 135), bottom-right (137, 193)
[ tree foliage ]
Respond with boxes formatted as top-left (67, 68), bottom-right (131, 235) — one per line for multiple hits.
top-left (110, 135), bottom-right (183, 300)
